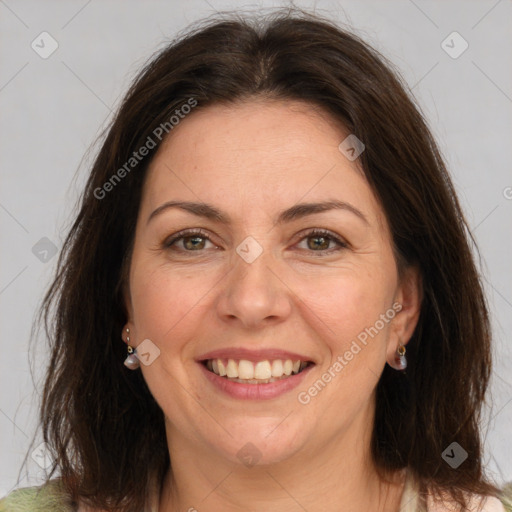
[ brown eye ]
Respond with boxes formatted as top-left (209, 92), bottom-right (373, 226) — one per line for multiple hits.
top-left (296, 229), bottom-right (347, 255)
top-left (163, 229), bottom-right (215, 252)
top-left (307, 234), bottom-right (331, 251)
top-left (182, 235), bottom-right (207, 250)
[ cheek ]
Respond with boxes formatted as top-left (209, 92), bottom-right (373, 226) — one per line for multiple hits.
top-left (293, 269), bottom-right (394, 348)
top-left (129, 261), bottom-right (216, 348)
top-left (129, 264), bottom-right (216, 413)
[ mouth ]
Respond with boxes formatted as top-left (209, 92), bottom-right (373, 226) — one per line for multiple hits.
top-left (201, 358), bottom-right (314, 384)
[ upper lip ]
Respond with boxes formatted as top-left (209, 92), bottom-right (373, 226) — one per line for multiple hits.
top-left (196, 347), bottom-right (316, 364)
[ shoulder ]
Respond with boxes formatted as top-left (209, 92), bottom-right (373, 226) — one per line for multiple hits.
top-left (401, 470), bottom-right (512, 512)
top-left (0, 479), bottom-right (75, 512)
top-left (465, 494), bottom-right (510, 512)
top-left (499, 481), bottom-right (512, 512)
top-left (426, 484), bottom-right (512, 512)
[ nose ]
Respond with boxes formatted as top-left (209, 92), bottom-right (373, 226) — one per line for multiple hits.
top-left (216, 249), bottom-right (292, 330)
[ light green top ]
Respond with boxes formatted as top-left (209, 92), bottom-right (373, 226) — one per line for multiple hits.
top-left (1, 471), bottom-right (512, 511)
top-left (0, 479), bottom-right (74, 512)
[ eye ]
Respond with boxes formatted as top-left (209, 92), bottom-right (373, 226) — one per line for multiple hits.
top-left (295, 229), bottom-right (348, 255)
top-left (163, 229), bottom-right (216, 252)
top-left (162, 228), bottom-right (348, 255)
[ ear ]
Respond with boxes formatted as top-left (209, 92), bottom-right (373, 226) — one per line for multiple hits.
top-left (121, 273), bottom-right (135, 344)
top-left (386, 265), bottom-right (422, 364)
top-left (123, 279), bottom-right (133, 320)
top-left (119, 250), bottom-right (135, 319)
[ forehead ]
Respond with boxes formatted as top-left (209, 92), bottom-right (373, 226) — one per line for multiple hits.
top-left (153, 98), bottom-right (347, 165)
top-left (141, 99), bottom-right (383, 227)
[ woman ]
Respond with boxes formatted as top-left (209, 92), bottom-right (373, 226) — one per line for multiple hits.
top-left (1, 8), bottom-right (511, 512)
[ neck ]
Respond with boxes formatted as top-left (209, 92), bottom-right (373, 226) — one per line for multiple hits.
top-left (158, 408), bottom-right (406, 511)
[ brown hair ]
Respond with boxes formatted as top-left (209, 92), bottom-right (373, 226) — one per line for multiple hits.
top-left (35, 7), bottom-right (499, 511)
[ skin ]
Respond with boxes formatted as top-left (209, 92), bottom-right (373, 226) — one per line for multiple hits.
top-left (123, 99), bottom-right (421, 512)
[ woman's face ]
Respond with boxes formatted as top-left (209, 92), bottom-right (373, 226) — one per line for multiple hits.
top-left (125, 99), bottom-right (420, 467)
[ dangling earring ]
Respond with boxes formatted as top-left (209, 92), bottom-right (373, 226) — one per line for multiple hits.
top-left (123, 327), bottom-right (140, 370)
top-left (393, 343), bottom-right (407, 371)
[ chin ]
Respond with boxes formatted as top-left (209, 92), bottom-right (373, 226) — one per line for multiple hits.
top-left (209, 420), bottom-right (307, 467)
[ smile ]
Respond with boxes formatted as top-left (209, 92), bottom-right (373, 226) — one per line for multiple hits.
top-left (203, 358), bottom-right (313, 384)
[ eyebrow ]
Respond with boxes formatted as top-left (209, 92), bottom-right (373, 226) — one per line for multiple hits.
top-left (147, 199), bottom-right (369, 226)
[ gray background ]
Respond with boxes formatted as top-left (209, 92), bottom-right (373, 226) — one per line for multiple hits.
top-left (1, 0), bottom-right (511, 498)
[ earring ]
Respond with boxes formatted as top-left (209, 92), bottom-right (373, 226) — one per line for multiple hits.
top-left (392, 343), bottom-right (407, 371)
top-left (123, 327), bottom-right (140, 370)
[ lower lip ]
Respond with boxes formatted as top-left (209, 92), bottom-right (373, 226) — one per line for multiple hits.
top-left (199, 362), bottom-right (315, 400)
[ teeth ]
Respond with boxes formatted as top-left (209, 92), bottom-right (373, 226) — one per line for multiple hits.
top-left (238, 360), bottom-right (254, 379)
top-left (226, 359), bottom-right (238, 378)
top-left (205, 358), bottom-right (310, 380)
top-left (271, 359), bottom-right (283, 377)
top-left (224, 376), bottom-right (290, 384)
top-left (254, 361), bottom-right (272, 379)
top-left (217, 359), bottom-right (227, 376)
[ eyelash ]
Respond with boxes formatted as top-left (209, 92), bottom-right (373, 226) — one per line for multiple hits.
top-left (162, 228), bottom-right (348, 256)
